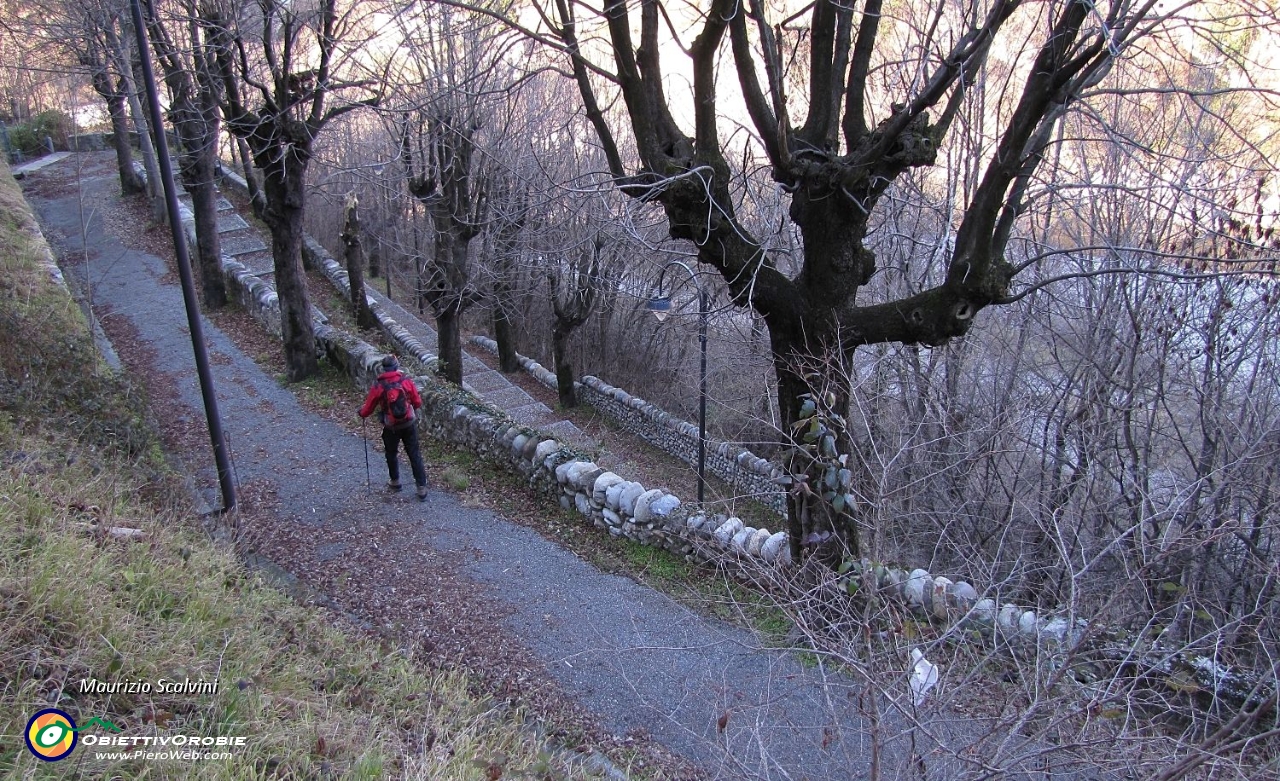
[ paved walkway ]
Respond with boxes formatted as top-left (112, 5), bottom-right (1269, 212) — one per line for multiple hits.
top-left (10, 150), bottom-right (71, 177)
top-left (21, 153), bottom-right (1056, 781)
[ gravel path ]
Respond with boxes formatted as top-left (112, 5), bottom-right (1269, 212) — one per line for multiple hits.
top-left (22, 154), bottom-right (1004, 781)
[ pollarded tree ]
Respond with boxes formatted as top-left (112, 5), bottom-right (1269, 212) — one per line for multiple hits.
top-left (399, 110), bottom-right (487, 386)
top-left (141, 0), bottom-right (228, 308)
top-left (548, 231), bottom-right (605, 408)
top-left (207, 0), bottom-right (383, 380)
top-left (536, 0), bottom-right (1280, 560)
top-left (78, 22), bottom-right (147, 195)
top-left (393, 4), bottom-right (522, 386)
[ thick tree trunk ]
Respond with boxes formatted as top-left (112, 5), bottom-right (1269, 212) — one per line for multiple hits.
top-left (185, 163), bottom-right (227, 308)
top-left (260, 163), bottom-right (318, 381)
top-left (552, 323), bottom-right (577, 408)
top-left (771, 316), bottom-right (862, 566)
top-left (342, 197), bottom-right (378, 330)
top-left (103, 21), bottom-right (163, 218)
top-left (493, 279), bottom-right (520, 374)
top-left (436, 303), bottom-right (464, 386)
top-left (423, 229), bottom-right (477, 385)
top-left (491, 207), bottom-right (524, 374)
top-left (123, 67), bottom-right (164, 221)
top-left (140, 0), bottom-right (226, 309)
top-left (234, 137), bottom-right (265, 219)
top-left (97, 80), bottom-right (144, 195)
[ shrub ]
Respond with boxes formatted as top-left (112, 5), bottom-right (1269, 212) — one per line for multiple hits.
top-left (4, 110), bottom-right (73, 158)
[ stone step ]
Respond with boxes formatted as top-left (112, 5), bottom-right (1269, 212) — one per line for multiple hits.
top-left (223, 233), bottom-right (268, 257)
top-left (544, 419), bottom-right (591, 447)
top-left (467, 370), bottom-right (511, 394)
top-left (507, 401), bottom-right (555, 426)
top-left (217, 213), bottom-right (250, 233)
top-left (238, 251), bottom-right (275, 277)
top-left (481, 386), bottom-right (536, 409)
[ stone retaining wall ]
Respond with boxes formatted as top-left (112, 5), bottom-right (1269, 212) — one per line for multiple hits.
top-left (467, 335), bottom-right (788, 516)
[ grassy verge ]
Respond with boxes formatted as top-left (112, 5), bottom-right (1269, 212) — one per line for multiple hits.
top-left (418, 437), bottom-right (795, 649)
top-left (1, 160), bottom-right (599, 779)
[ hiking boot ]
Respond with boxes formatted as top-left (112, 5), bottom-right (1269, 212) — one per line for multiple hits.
top-left (386, 481), bottom-right (402, 492)
top-left (416, 485), bottom-right (428, 501)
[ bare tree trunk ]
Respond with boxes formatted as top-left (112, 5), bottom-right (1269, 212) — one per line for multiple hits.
top-left (493, 263), bottom-right (520, 373)
top-left (436, 302), bottom-right (464, 386)
top-left (234, 137), bottom-right (265, 218)
top-left (548, 241), bottom-right (601, 409)
top-left (108, 19), bottom-right (163, 221)
top-left (261, 164), bottom-right (318, 381)
top-left (108, 91), bottom-right (145, 194)
top-left (87, 64), bottom-right (143, 194)
top-left (775, 348), bottom-right (861, 564)
top-left (551, 321), bottom-right (577, 407)
top-left (186, 156), bottom-right (227, 308)
top-left (138, 0), bottom-right (228, 308)
top-left (342, 193), bottom-right (378, 329)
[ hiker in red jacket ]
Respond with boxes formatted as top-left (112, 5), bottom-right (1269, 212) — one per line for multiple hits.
top-left (359, 355), bottom-right (428, 500)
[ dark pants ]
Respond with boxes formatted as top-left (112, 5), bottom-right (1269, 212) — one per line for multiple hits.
top-left (382, 424), bottom-right (426, 488)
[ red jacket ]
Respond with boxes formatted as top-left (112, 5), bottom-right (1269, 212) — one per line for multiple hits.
top-left (359, 370), bottom-right (423, 428)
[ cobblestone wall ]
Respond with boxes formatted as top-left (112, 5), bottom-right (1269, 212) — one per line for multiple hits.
top-left (468, 335), bottom-right (788, 516)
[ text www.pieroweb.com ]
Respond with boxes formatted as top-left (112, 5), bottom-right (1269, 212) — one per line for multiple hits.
top-left (93, 749), bottom-right (234, 761)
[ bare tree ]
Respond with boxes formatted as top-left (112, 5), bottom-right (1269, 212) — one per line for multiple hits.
top-left (80, 28), bottom-right (147, 194)
top-left (140, 0), bottom-right (228, 307)
top-left (340, 190), bottom-right (377, 329)
top-left (393, 5), bottom-right (522, 386)
top-left (487, 171), bottom-right (529, 374)
top-left (549, 232), bottom-right (603, 408)
top-left (525, 0), bottom-right (1280, 562)
top-left (399, 111), bottom-right (487, 385)
top-left (208, 0), bottom-right (382, 380)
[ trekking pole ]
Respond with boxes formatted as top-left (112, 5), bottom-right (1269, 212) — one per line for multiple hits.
top-left (361, 417), bottom-right (371, 488)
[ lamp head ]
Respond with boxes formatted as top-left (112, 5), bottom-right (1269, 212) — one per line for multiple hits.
top-left (646, 295), bottom-right (672, 322)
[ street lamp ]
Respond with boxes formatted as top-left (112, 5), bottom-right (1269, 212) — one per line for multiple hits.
top-left (646, 260), bottom-right (708, 504)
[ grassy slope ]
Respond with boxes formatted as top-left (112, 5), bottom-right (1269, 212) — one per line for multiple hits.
top-left (0, 159), bottom-right (596, 779)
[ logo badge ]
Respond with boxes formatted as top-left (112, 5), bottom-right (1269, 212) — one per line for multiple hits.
top-left (25, 708), bottom-right (78, 761)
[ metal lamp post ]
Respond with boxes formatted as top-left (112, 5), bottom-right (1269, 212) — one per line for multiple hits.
top-left (645, 260), bottom-right (708, 504)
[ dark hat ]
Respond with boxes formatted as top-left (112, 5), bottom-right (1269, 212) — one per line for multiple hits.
top-left (381, 355), bottom-right (399, 371)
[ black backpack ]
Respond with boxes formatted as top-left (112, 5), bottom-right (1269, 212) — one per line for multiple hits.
top-left (380, 376), bottom-right (414, 428)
